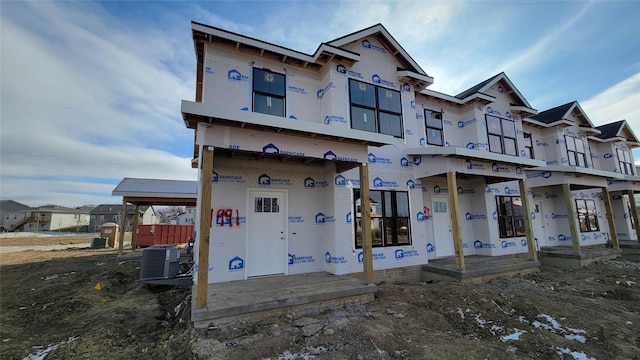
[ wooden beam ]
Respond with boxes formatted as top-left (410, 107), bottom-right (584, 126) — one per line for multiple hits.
top-left (118, 198), bottom-right (127, 256)
top-left (602, 187), bottom-right (619, 249)
top-left (131, 204), bottom-right (139, 250)
top-left (562, 183), bottom-right (581, 255)
top-left (447, 172), bottom-right (464, 271)
top-left (359, 163), bottom-right (374, 285)
top-left (628, 190), bottom-right (640, 243)
top-left (196, 146), bottom-right (214, 309)
top-left (519, 179), bottom-right (537, 261)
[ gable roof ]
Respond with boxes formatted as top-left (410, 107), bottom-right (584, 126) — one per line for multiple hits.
top-left (594, 120), bottom-right (640, 145)
top-left (530, 101), bottom-right (596, 131)
top-left (455, 72), bottom-right (534, 110)
top-left (0, 200), bottom-right (32, 212)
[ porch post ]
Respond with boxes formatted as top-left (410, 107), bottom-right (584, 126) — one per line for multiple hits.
top-left (131, 204), bottom-right (139, 250)
top-left (359, 163), bottom-right (374, 285)
top-left (602, 187), bottom-right (619, 249)
top-left (117, 198), bottom-right (127, 256)
top-left (447, 171), bottom-right (464, 271)
top-left (196, 146), bottom-right (214, 309)
top-left (562, 183), bottom-right (581, 255)
top-left (518, 179), bottom-right (537, 261)
top-left (627, 190), bottom-right (639, 243)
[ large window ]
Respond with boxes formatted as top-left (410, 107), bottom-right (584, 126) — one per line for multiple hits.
top-left (617, 149), bottom-right (634, 175)
top-left (253, 68), bottom-right (285, 116)
top-left (565, 135), bottom-right (588, 167)
top-left (353, 190), bottom-right (410, 248)
top-left (425, 110), bottom-right (443, 146)
top-left (576, 199), bottom-right (599, 232)
top-left (496, 196), bottom-right (525, 238)
top-left (523, 133), bottom-right (534, 159)
top-left (486, 115), bottom-right (517, 156)
top-left (349, 79), bottom-right (403, 137)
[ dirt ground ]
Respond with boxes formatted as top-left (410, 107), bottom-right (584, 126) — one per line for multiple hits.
top-left (1, 234), bottom-right (640, 359)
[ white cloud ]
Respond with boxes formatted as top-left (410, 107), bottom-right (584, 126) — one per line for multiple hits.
top-left (582, 72), bottom-right (640, 128)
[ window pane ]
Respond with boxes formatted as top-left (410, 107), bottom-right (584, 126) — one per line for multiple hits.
top-left (371, 218), bottom-right (383, 246)
top-left (379, 112), bottom-right (402, 137)
top-left (377, 88), bottom-right (401, 113)
top-left (566, 136), bottom-right (576, 151)
top-left (396, 218), bottom-right (410, 245)
top-left (426, 111), bottom-right (443, 129)
top-left (568, 151), bottom-right (577, 166)
top-left (523, 133), bottom-right (532, 147)
top-left (271, 198), bottom-right (279, 213)
top-left (255, 197), bottom-right (263, 212)
top-left (575, 138), bottom-right (584, 153)
top-left (504, 137), bottom-right (517, 156)
top-left (370, 191), bottom-right (382, 217)
top-left (349, 79), bottom-right (376, 107)
top-left (502, 119), bottom-right (516, 137)
top-left (624, 151), bottom-right (631, 162)
top-left (254, 69), bottom-right (285, 96)
top-left (577, 154), bottom-right (586, 167)
top-left (514, 217), bottom-right (526, 236)
top-left (486, 115), bottom-right (501, 134)
top-left (264, 198), bottom-right (272, 212)
top-left (355, 218), bottom-right (363, 248)
top-left (396, 192), bottom-right (409, 217)
top-left (427, 128), bottom-right (443, 146)
top-left (351, 107), bottom-right (376, 132)
top-left (522, 148), bottom-right (532, 159)
top-left (489, 134), bottom-right (503, 153)
top-left (254, 94), bottom-right (284, 116)
top-left (383, 192), bottom-right (392, 217)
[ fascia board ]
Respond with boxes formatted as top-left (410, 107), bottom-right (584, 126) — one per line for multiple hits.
top-left (522, 118), bottom-right (550, 127)
top-left (510, 105), bottom-right (538, 116)
top-left (530, 165), bottom-right (626, 179)
top-left (579, 126), bottom-right (601, 135)
top-left (460, 93), bottom-right (495, 104)
top-left (405, 146), bottom-right (546, 167)
top-left (315, 44), bottom-right (360, 61)
top-left (420, 89), bottom-right (463, 104)
top-left (181, 100), bottom-right (395, 146)
top-left (397, 69), bottom-right (434, 84)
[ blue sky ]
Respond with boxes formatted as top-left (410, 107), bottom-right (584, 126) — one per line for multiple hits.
top-left (1, 1), bottom-right (639, 207)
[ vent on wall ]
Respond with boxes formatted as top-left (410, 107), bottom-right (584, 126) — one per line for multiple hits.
top-left (139, 246), bottom-right (181, 280)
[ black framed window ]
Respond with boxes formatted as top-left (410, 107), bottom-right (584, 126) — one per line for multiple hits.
top-left (425, 110), bottom-right (443, 146)
top-left (576, 199), bottom-right (599, 232)
top-left (496, 196), bottom-right (525, 238)
top-left (486, 115), bottom-right (517, 156)
top-left (617, 149), bottom-right (634, 175)
top-left (565, 135), bottom-right (588, 167)
top-left (353, 190), bottom-right (410, 248)
top-left (253, 68), bottom-right (285, 116)
top-left (523, 133), bottom-right (534, 159)
top-left (349, 79), bottom-right (403, 137)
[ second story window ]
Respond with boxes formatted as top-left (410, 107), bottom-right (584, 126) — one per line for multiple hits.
top-left (425, 110), bottom-right (443, 146)
top-left (617, 148), bottom-right (634, 175)
top-left (523, 133), bottom-right (534, 159)
top-left (253, 68), bottom-right (285, 117)
top-left (486, 115), bottom-right (517, 156)
top-left (349, 79), bottom-right (402, 137)
top-left (565, 135), bottom-right (587, 167)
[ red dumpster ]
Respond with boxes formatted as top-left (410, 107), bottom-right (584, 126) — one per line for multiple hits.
top-left (135, 224), bottom-right (194, 247)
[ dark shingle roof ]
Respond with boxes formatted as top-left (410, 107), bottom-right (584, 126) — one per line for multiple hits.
top-left (455, 73), bottom-right (503, 99)
top-left (0, 200), bottom-right (32, 212)
top-left (530, 102), bottom-right (575, 124)
top-left (595, 120), bottom-right (626, 140)
top-left (89, 204), bottom-right (149, 215)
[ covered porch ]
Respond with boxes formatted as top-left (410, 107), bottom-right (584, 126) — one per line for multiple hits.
top-left (422, 255), bottom-right (540, 283)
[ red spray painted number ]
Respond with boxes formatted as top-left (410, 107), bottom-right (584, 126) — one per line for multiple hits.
top-left (211, 209), bottom-right (240, 227)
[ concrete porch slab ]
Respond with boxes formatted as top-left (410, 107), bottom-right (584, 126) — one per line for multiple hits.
top-left (539, 245), bottom-right (621, 269)
top-left (422, 255), bottom-right (540, 283)
top-left (620, 240), bottom-right (640, 255)
top-left (191, 272), bottom-right (376, 329)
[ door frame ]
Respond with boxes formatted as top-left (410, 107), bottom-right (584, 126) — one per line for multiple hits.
top-left (245, 188), bottom-right (288, 279)
top-left (533, 200), bottom-right (548, 249)
top-left (432, 196), bottom-right (454, 258)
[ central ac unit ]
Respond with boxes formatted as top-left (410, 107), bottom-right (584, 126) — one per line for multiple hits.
top-left (139, 245), bottom-right (180, 281)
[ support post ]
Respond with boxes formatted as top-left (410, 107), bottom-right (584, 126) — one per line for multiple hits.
top-left (359, 163), bottom-right (374, 285)
top-left (627, 190), bottom-right (639, 243)
top-left (196, 146), bottom-right (214, 309)
top-left (447, 172), bottom-right (464, 271)
top-left (118, 198), bottom-right (127, 256)
top-left (602, 187), bottom-right (619, 249)
top-left (562, 183), bottom-right (581, 255)
top-left (131, 204), bottom-right (139, 250)
top-left (518, 179), bottom-right (537, 261)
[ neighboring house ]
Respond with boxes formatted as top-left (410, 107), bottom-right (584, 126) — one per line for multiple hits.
top-left (0, 200), bottom-right (32, 232)
top-left (89, 204), bottom-right (159, 232)
top-left (172, 207), bottom-right (196, 225)
top-left (21, 205), bottom-right (90, 232)
top-left (180, 22), bottom-right (638, 285)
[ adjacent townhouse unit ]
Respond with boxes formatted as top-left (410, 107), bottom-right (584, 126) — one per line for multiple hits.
top-left (89, 204), bottom-right (159, 232)
top-left (21, 205), bottom-right (90, 232)
top-left (0, 200), bottom-right (32, 232)
top-left (181, 22), bottom-right (638, 295)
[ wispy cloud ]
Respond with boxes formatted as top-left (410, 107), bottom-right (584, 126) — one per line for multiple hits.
top-left (582, 72), bottom-right (640, 127)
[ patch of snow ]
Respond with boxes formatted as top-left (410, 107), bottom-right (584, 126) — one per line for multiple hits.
top-left (475, 314), bottom-right (486, 328)
top-left (23, 336), bottom-right (78, 360)
top-left (555, 346), bottom-right (595, 360)
top-left (565, 334), bottom-right (587, 343)
top-left (507, 345), bottom-right (517, 353)
top-left (457, 308), bottom-right (465, 319)
top-left (490, 324), bottom-right (505, 334)
top-left (626, 281), bottom-right (635, 286)
top-left (500, 329), bottom-right (526, 342)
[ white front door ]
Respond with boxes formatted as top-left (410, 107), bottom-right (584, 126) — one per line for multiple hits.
top-left (432, 196), bottom-right (454, 257)
top-left (247, 190), bottom-right (287, 277)
top-left (532, 200), bottom-right (548, 249)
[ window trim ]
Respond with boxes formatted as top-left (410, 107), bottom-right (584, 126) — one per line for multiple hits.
top-left (496, 196), bottom-right (525, 238)
top-left (486, 114), bottom-right (518, 156)
top-left (617, 148), bottom-right (634, 175)
top-left (565, 135), bottom-right (588, 168)
top-left (349, 79), bottom-right (403, 138)
top-left (523, 132), bottom-right (534, 159)
top-left (576, 199), bottom-right (599, 232)
top-left (425, 109), bottom-right (444, 146)
top-left (353, 190), bottom-right (411, 248)
top-left (252, 68), bottom-right (286, 117)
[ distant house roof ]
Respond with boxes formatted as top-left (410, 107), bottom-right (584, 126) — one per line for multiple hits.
top-left (90, 204), bottom-right (149, 216)
top-left (112, 178), bottom-right (197, 206)
top-left (0, 200), bottom-right (32, 212)
top-left (33, 204), bottom-right (86, 214)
